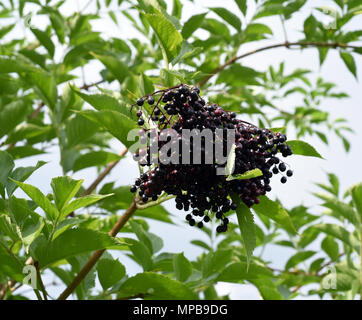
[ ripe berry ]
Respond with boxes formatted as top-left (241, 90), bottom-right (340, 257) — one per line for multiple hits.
top-left (286, 170), bottom-right (293, 177)
top-left (204, 216), bottom-right (210, 223)
top-left (136, 98), bottom-right (144, 106)
top-left (130, 185), bottom-right (137, 193)
top-left (278, 163), bottom-right (286, 172)
top-left (147, 96), bottom-right (155, 105)
top-left (281, 176), bottom-right (287, 184)
top-left (197, 221), bottom-right (203, 228)
top-left (138, 119), bottom-right (145, 125)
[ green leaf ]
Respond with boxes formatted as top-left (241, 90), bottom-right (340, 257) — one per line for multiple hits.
top-left (32, 229), bottom-right (125, 268)
top-left (226, 168), bottom-right (263, 181)
top-left (11, 180), bottom-right (59, 221)
top-left (285, 251), bottom-right (316, 270)
top-left (77, 110), bottom-right (138, 148)
top-left (321, 236), bottom-right (339, 261)
top-left (231, 193), bottom-right (256, 268)
top-left (73, 151), bottom-right (122, 172)
top-left (217, 261), bottom-right (273, 282)
top-left (340, 51), bottom-right (357, 78)
top-left (66, 114), bottom-right (100, 148)
top-left (235, 0), bottom-right (247, 15)
top-left (351, 183), bottom-right (362, 221)
top-left (181, 13), bottom-right (207, 39)
top-left (31, 28), bottom-right (55, 57)
top-left (142, 13), bottom-right (183, 63)
top-left (0, 242), bottom-right (24, 282)
top-left (173, 252), bottom-right (192, 282)
top-left (51, 176), bottom-right (83, 212)
top-left (0, 214), bottom-right (22, 242)
top-left (0, 151), bottom-right (14, 189)
top-left (0, 101), bottom-right (29, 139)
top-left (118, 272), bottom-right (197, 300)
top-left (252, 196), bottom-right (297, 234)
top-left (129, 240), bottom-right (153, 271)
top-left (209, 7), bottom-right (241, 31)
top-left (251, 278), bottom-right (283, 300)
top-left (286, 140), bottom-right (323, 158)
top-left (138, 73), bottom-right (154, 97)
top-left (313, 224), bottom-right (360, 252)
top-left (91, 52), bottom-right (128, 84)
top-left (97, 258), bottom-right (126, 290)
top-left (28, 71), bottom-right (58, 109)
top-left (6, 161), bottom-right (46, 197)
top-left (0, 24), bottom-right (15, 39)
top-left (61, 194), bottom-right (114, 218)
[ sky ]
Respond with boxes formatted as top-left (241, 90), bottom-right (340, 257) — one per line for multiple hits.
top-left (2, 0), bottom-right (361, 300)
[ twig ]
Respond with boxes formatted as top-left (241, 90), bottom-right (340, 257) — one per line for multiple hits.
top-left (80, 79), bottom-right (107, 91)
top-left (29, 102), bottom-right (45, 120)
top-left (57, 199), bottom-right (137, 300)
top-left (34, 261), bottom-right (48, 300)
top-left (197, 41), bottom-right (360, 87)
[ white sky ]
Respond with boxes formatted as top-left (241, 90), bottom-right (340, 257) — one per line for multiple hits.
top-left (1, 0), bottom-right (361, 300)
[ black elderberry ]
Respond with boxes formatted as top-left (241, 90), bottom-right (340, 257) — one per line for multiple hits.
top-left (136, 98), bottom-right (144, 106)
top-left (278, 163), bottom-right (286, 172)
top-left (130, 185), bottom-right (137, 193)
top-left (147, 96), bottom-right (155, 105)
top-left (131, 84), bottom-right (294, 233)
top-left (197, 221), bottom-right (203, 228)
top-left (138, 118), bottom-right (144, 126)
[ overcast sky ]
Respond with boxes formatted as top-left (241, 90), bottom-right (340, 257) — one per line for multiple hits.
top-left (2, 0), bottom-right (361, 299)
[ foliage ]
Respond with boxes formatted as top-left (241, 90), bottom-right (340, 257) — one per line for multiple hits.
top-left (0, 0), bottom-right (361, 300)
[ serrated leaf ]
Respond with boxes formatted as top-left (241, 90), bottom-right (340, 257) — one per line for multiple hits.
top-left (51, 176), bottom-right (83, 212)
top-left (61, 194), bottom-right (114, 218)
top-left (97, 258), bottom-right (126, 290)
top-left (11, 180), bottom-right (59, 221)
top-left (313, 224), bottom-right (360, 252)
top-left (142, 13), bottom-right (183, 63)
top-left (173, 252), bottom-right (192, 282)
top-left (252, 196), bottom-right (297, 234)
top-left (91, 52), bottom-right (128, 84)
top-left (118, 272), bottom-right (197, 300)
top-left (340, 51), bottom-right (357, 78)
top-left (6, 161), bottom-right (46, 197)
top-left (181, 12), bottom-right (207, 39)
top-left (77, 109), bottom-right (138, 148)
top-left (209, 7), bottom-right (241, 31)
top-left (286, 140), bottom-right (323, 158)
top-left (31, 229), bottom-right (125, 268)
top-left (285, 251), bottom-right (316, 270)
top-left (231, 193), bottom-right (256, 269)
top-left (321, 236), bottom-right (339, 261)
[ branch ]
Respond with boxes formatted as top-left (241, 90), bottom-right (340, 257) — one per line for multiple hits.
top-left (57, 199), bottom-right (137, 300)
top-left (197, 41), bottom-right (360, 87)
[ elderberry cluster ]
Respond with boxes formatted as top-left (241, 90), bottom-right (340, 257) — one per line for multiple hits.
top-left (130, 84), bottom-right (293, 233)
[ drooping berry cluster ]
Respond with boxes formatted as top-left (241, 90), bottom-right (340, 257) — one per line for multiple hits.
top-left (130, 84), bottom-right (293, 233)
